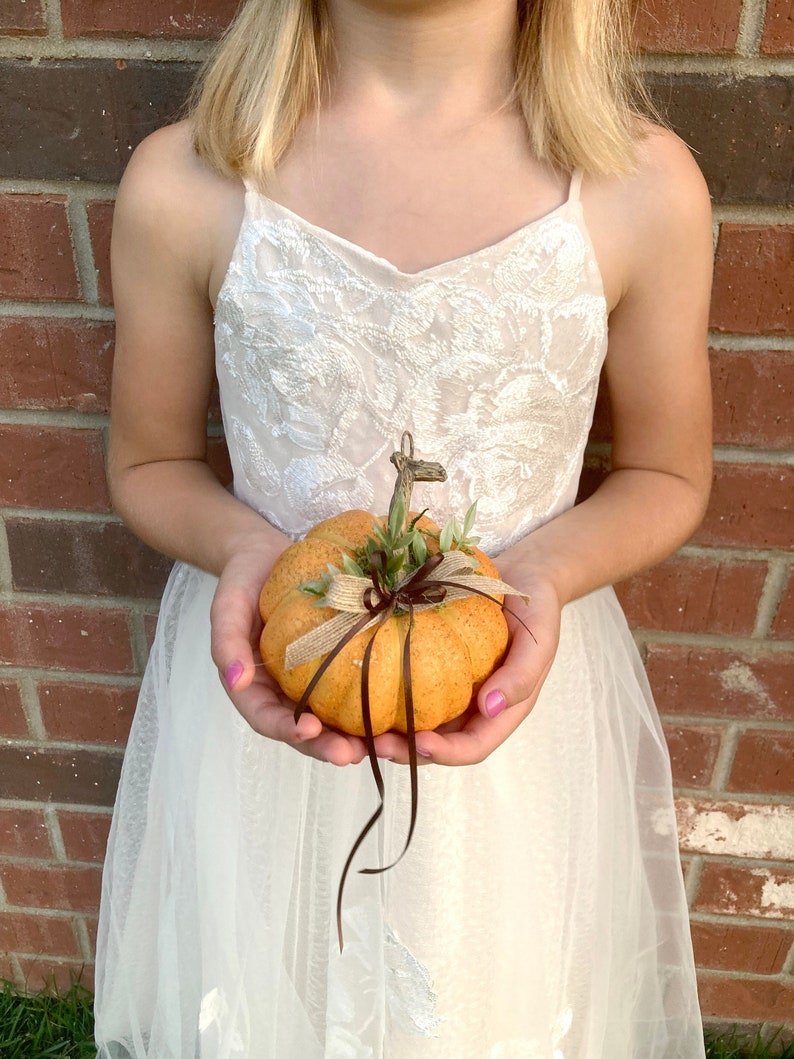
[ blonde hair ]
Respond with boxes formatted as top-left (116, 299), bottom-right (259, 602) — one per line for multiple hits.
top-left (190, 0), bottom-right (651, 183)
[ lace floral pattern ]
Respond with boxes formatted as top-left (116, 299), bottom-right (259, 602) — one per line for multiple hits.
top-left (215, 194), bottom-right (608, 554)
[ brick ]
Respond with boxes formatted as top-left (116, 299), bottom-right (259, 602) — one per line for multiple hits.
top-left (695, 463), bottom-right (793, 549)
top-left (762, 0), bottom-right (794, 54)
top-left (634, 0), bottom-right (741, 54)
top-left (647, 645), bottom-right (794, 721)
top-left (0, 0), bottom-right (47, 35)
top-left (677, 798), bottom-right (794, 860)
top-left (0, 602), bottom-right (134, 674)
top-left (0, 59), bottom-right (196, 182)
top-left (38, 680), bottom-right (138, 747)
top-left (86, 200), bottom-right (114, 306)
top-left (17, 957), bottom-right (93, 993)
top-left (57, 811), bottom-right (112, 864)
top-left (0, 194), bottom-right (79, 301)
top-left (728, 729), bottom-right (794, 796)
top-left (7, 518), bottom-right (173, 598)
top-left (646, 75), bottom-right (794, 204)
top-left (710, 348), bottom-right (794, 449)
top-left (697, 973), bottom-right (794, 1024)
top-left (690, 920), bottom-right (794, 974)
top-left (663, 724), bottom-right (722, 788)
top-left (0, 807), bottom-right (52, 858)
top-left (1, 862), bottom-right (101, 913)
top-left (0, 912), bottom-right (80, 959)
top-left (694, 862), bottom-right (794, 919)
top-left (0, 746), bottom-right (122, 806)
top-left (0, 317), bottom-right (114, 413)
top-left (771, 569), bottom-right (794, 640)
top-left (711, 225), bottom-right (794, 334)
top-left (616, 556), bottom-right (767, 636)
top-left (0, 679), bottom-right (28, 738)
top-left (61, 0), bottom-right (238, 38)
top-left (0, 424), bottom-right (110, 512)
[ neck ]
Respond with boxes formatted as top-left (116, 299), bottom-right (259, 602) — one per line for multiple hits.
top-left (325, 0), bottom-right (519, 117)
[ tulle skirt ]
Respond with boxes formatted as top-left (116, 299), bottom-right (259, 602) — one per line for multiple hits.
top-left (94, 561), bottom-right (705, 1058)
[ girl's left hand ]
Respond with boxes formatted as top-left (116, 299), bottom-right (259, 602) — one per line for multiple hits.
top-left (372, 571), bottom-right (562, 766)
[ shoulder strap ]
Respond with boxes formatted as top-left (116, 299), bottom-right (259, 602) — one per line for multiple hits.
top-left (568, 168), bottom-right (583, 203)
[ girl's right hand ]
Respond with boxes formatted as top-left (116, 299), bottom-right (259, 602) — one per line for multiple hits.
top-left (210, 541), bottom-right (369, 767)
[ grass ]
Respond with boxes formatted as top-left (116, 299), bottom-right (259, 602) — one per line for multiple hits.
top-left (0, 976), bottom-right (792, 1057)
top-left (0, 976), bottom-right (95, 1058)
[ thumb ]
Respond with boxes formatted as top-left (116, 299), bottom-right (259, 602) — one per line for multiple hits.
top-left (476, 626), bottom-right (550, 719)
top-left (210, 576), bottom-right (261, 694)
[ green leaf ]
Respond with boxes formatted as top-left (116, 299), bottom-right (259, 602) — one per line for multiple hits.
top-left (388, 494), bottom-right (406, 539)
top-left (300, 579), bottom-right (327, 597)
top-left (341, 553), bottom-right (364, 577)
top-left (463, 500), bottom-right (478, 536)
top-left (411, 531), bottom-right (428, 566)
top-left (439, 520), bottom-right (454, 553)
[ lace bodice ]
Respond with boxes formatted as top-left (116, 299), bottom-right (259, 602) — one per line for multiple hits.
top-left (214, 172), bottom-right (608, 554)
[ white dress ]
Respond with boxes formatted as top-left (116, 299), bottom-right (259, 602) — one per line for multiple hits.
top-left (94, 171), bottom-right (706, 1058)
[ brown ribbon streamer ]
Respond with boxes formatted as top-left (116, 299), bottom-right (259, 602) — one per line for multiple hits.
top-left (293, 551), bottom-right (522, 951)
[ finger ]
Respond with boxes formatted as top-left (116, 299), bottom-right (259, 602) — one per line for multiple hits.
top-left (232, 684), bottom-right (369, 766)
top-left (210, 581), bottom-right (262, 693)
top-left (476, 616), bottom-right (552, 719)
top-left (371, 730), bottom-right (434, 766)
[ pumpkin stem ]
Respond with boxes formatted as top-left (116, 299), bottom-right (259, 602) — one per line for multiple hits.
top-left (388, 432), bottom-right (447, 539)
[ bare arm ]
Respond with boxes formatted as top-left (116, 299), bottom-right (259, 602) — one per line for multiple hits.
top-left (109, 124), bottom-right (368, 765)
top-left (376, 128), bottom-right (714, 765)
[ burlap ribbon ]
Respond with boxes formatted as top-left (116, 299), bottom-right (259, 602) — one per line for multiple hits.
top-left (286, 549), bottom-right (528, 670)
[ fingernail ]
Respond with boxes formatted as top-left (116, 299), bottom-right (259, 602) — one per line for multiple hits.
top-left (485, 690), bottom-right (507, 718)
top-left (416, 747), bottom-right (432, 759)
top-left (224, 660), bottom-right (244, 690)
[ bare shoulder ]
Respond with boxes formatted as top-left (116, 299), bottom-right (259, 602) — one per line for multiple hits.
top-left (113, 120), bottom-right (244, 290)
top-left (584, 124), bottom-right (712, 308)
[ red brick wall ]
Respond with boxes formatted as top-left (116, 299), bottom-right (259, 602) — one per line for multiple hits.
top-left (0, 0), bottom-right (792, 1038)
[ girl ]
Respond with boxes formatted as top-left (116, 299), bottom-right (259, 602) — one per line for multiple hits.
top-left (95, 0), bottom-right (713, 1055)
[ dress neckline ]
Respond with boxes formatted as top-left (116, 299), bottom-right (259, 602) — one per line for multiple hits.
top-left (242, 169), bottom-right (583, 282)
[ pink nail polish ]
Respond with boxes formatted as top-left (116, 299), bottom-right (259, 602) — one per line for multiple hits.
top-left (224, 660), bottom-right (244, 690)
top-left (485, 690), bottom-right (507, 718)
top-left (416, 747), bottom-right (432, 759)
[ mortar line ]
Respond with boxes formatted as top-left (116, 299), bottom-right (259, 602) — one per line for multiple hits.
top-left (0, 300), bottom-right (115, 322)
top-left (72, 915), bottom-right (95, 964)
top-left (42, 0), bottom-right (64, 41)
top-left (66, 197), bottom-right (99, 306)
top-left (661, 715), bottom-right (794, 734)
top-left (128, 608), bottom-right (155, 673)
top-left (16, 672), bottom-right (47, 741)
top-left (684, 854), bottom-right (705, 907)
top-left (0, 508), bottom-right (122, 524)
top-left (633, 630), bottom-right (794, 651)
top-left (1, 736), bottom-right (126, 755)
top-left (713, 203), bottom-right (794, 224)
top-left (0, 179), bottom-right (119, 198)
top-left (710, 723), bottom-right (742, 791)
top-left (639, 53), bottom-right (794, 75)
top-left (0, 37), bottom-right (216, 61)
top-left (753, 557), bottom-right (790, 638)
top-left (0, 516), bottom-right (12, 594)
top-left (711, 446), bottom-right (794, 465)
top-left (736, 0), bottom-right (768, 56)
top-left (708, 335), bottom-right (794, 352)
top-left (689, 908), bottom-right (794, 929)
top-left (43, 805), bottom-right (67, 861)
top-left (0, 408), bottom-right (109, 428)
top-left (0, 586), bottom-right (167, 609)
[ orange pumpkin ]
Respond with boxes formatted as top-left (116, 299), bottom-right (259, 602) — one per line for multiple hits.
top-left (259, 508), bottom-right (509, 736)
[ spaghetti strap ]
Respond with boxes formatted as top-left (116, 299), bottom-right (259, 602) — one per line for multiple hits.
top-left (568, 168), bottom-right (584, 203)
